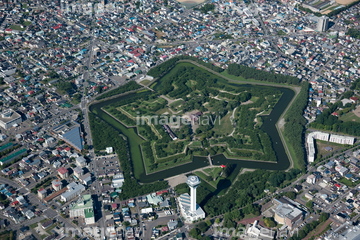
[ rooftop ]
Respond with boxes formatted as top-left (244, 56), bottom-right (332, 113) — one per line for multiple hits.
top-left (57, 167), bottom-right (68, 175)
top-left (0, 109), bottom-right (21, 123)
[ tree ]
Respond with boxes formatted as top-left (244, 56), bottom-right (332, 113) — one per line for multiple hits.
top-left (284, 191), bottom-right (297, 200)
top-left (199, 3), bottom-right (215, 13)
top-left (264, 217), bottom-right (277, 228)
top-left (196, 221), bottom-right (209, 233)
top-left (306, 201), bottom-right (314, 212)
top-left (343, 90), bottom-right (354, 99)
top-left (189, 228), bottom-right (201, 239)
top-left (319, 212), bottom-right (329, 222)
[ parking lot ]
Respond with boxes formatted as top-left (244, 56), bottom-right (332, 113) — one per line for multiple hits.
top-left (94, 155), bottom-right (121, 177)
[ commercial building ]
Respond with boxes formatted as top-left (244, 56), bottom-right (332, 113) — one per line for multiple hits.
top-left (147, 193), bottom-right (163, 205)
top-left (178, 176), bottom-right (205, 223)
top-left (0, 109), bottom-right (22, 130)
top-left (52, 121), bottom-right (83, 151)
top-left (317, 16), bottom-right (329, 32)
top-left (246, 220), bottom-right (275, 240)
top-left (274, 203), bottom-right (303, 229)
top-left (61, 182), bottom-right (85, 202)
top-left (69, 194), bottom-right (95, 225)
top-left (112, 173), bottom-right (125, 188)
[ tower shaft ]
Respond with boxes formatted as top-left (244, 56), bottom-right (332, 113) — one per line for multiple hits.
top-left (190, 186), bottom-right (197, 212)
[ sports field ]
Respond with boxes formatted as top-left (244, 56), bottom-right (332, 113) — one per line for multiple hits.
top-left (335, 0), bottom-right (358, 4)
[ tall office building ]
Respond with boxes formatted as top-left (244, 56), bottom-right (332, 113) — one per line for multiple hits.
top-left (317, 16), bottom-right (329, 32)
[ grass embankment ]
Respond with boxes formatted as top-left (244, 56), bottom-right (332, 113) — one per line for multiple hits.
top-left (221, 69), bottom-right (295, 87)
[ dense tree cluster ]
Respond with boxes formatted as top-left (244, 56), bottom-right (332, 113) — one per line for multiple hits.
top-left (350, 78), bottom-right (360, 90)
top-left (147, 55), bottom-right (223, 78)
top-left (283, 82), bottom-right (309, 171)
top-left (347, 28), bottom-right (360, 39)
top-left (55, 81), bottom-right (76, 95)
top-left (95, 81), bottom-right (141, 100)
top-left (198, 3), bottom-right (216, 13)
top-left (147, 57), bottom-right (179, 78)
top-left (138, 124), bottom-right (158, 141)
top-left (155, 142), bottom-right (186, 158)
top-left (227, 64), bottom-right (301, 85)
top-left (153, 64), bottom-right (222, 99)
top-left (194, 169), bottom-right (301, 216)
top-left (310, 101), bottom-right (360, 136)
top-left (141, 142), bottom-right (155, 165)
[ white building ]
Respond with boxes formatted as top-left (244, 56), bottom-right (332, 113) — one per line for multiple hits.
top-left (73, 166), bottom-right (83, 178)
top-left (335, 166), bottom-right (349, 176)
top-left (246, 220), bottom-right (275, 240)
top-left (307, 131), bottom-right (355, 163)
top-left (329, 134), bottom-right (355, 145)
top-left (317, 16), bottom-right (329, 32)
top-left (61, 182), bottom-right (85, 202)
top-left (178, 176), bottom-right (205, 223)
top-left (106, 147), bottom-right (113, 154)
top-left (112, 173), bottom-right (125, 188)
top-left (146, 193), bottom-right (163, 205)
top-left (0, 109), bottom-right (22, 130)
top-left (307, 174), bottom-right (316, 184)
top-left (79, 173), bottom-right (92, 185)
top-left (75, 156), bottom-right (87, 167)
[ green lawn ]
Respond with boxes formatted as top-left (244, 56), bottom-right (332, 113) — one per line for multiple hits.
top-left (23, 21), bottom-right (32, 26)
top-left (204, 167), bottom-right (224, 179)
top-left (338, 177), bottom-right (360, 188)
top-left (155, 107), bottom-right (171, 115)
top-left (212, 111), bottom-right (234, 136)
top-left (185, 80), bottom-right (197, 88)
top-left (9, 25), bottom-right (25, 31)
top-left (154, 153), bottom-right (192, 173)
top-left (301, 195), bottom-right (310, 202)
top-left (340, 111), bottom-right (360, 123)
top-left (169, 99), bottom-right (185, 112)
top-left (195, 166), bottom-right (228, 188)
top-left (30, 223), bottom-right (38, 229)
top-left (188, 141), bottom-right (202, 148)
top-left (194, 171), bottom-right (217, 189)
top-left (140, 79), bottom-right (151, 86)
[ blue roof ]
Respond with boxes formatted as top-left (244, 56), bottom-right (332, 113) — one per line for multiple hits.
top-left (62, 126), bottom-right (83, 151)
